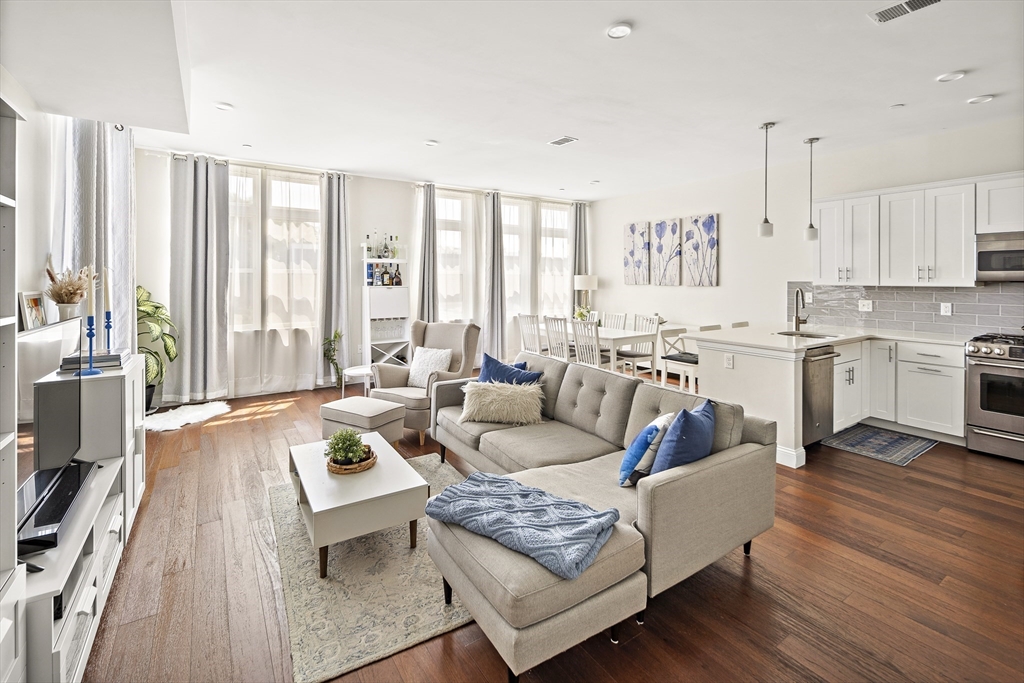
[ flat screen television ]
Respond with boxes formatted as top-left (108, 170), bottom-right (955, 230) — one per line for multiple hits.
top-left (16, 327), bottom-right (94, 557)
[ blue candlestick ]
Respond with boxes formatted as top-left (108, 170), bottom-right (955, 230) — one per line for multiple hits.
top-left (104, 310), bottom-right (112, 352)
top-left (76, 314), bottom-right (104, 376)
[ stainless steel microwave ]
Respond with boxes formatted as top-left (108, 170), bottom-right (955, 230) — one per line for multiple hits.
top-left (976, 232), bottom-right (1024, 282)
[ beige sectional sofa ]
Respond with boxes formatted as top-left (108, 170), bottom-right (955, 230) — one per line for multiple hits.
top-left (427, 352), bottom-right (777, 681)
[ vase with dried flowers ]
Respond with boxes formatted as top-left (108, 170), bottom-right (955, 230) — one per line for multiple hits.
top-left (45, 260), bottom-right (92, 322)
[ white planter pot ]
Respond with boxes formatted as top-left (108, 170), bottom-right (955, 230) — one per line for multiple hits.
top-left (56, 302), bottom-right (81, 321)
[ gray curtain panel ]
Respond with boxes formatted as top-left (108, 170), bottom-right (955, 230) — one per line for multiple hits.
top-left (418, 183), bottom-right (439, 322)
top-left (49, 118), bottom-right (136, 352)
top-left (164, 155), bottom-right (230, 403)
top-left (319, 172), bottom-right (350, 385)
top-left (571, 201), bottom-right (589, 309)
top-left (482, 191), bottom-right (506, 360)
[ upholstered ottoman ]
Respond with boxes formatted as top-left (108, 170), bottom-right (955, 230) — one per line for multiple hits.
top-left (427, 515), bottom-right (648, 682)
top-left (320, 396), bottom-right (406, 445)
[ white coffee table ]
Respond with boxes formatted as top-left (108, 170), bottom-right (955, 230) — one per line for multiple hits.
top-left (289, 431), bottom-right (429, 578)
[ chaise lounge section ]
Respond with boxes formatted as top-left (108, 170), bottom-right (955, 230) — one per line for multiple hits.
top-left (427, 352), bottom-right (777, 680)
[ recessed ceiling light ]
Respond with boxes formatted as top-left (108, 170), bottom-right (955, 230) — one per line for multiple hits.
top-left (424, 139), bottom-right (439, 146)
top-left (889, 103), bottom-right (905, 109)
top-left (559, 188), bottom-right (566, 191)
top-left (241, 143), bottom-right (252, 148)
top-left (936, 71), bottom-right (965, 83)
top-left (967, 95), bottom-right (995, 104)
top-left (214, 102), bottom-right (234, 111)
top-left (607, 22), bottom-right (632, 39)
top-left (590, 180), bottom-right (600, 185)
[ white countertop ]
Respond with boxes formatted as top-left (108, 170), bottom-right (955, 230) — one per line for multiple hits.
top-left (681, 324), bottom-right (967, 354)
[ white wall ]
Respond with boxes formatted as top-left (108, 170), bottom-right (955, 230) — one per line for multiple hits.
top-left (589, 117), bottom-right (1024, 327)
top-left (131, 153), bottom-right (420, 371)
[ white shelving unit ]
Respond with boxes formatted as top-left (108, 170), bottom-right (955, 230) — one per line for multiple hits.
top-left (361, 257), bottom-right (411, 368)
top-left (1, 89), bottom-right (28, 683)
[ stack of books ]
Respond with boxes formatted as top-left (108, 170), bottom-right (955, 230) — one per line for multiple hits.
top-left (60, 348), bottom-right (131, 372)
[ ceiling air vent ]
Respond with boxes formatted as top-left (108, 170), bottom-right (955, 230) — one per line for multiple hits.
top-left (547, 136), bottom-right (578, 147)
top-left (868, 0), bottom-right (940, 23)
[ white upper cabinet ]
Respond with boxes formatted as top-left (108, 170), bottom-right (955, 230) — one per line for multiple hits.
top-left (813, 197), bottom-right (876, 285)
top-left (924, 184), bottom-right (975, 286)
top-left (880, 191), bottom-right (925, 286)
top-left (977, 175), bottom-right (1024, 234)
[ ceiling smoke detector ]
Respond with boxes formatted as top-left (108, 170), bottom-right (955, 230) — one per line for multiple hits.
top-left (548, 136), bottom-right (578, 147)
top-left (868, 0), bottom-right (941, 24)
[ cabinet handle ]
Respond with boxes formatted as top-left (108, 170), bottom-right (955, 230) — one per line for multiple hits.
top-left (846, 267), bottom-right (851, 281)
top-left (916, 266), bottom-right (923, 282)
top-left (916, 352), bottom-right (941, 358)
top-left (888, 345), bottom-right (893, 362)
top-left (916, 366), bottom-right (942, 373)
top-left (927, 265), bottom-right (934, 281)
top-left (971, 428), bottom-right (1024, 443)
top-left (851, 366), bottom-right (855, 384)
top-left (837, 267), bottom-right (843, 282)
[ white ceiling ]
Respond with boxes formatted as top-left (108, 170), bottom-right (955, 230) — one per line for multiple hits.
top-left (0, 0), bottom-right (191, 133)
top-left (5, 1), bottom-right (1024, 200)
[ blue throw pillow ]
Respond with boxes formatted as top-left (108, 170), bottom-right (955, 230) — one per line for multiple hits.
top-left (619, 411), bottom-right (676, 487)
top-left (477, 353), bottom-right (543, 385)
top-left (650, 400), bottom-right (716, 475)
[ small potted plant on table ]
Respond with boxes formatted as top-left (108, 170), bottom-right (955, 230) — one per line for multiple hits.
top-left (324, 428), bottom-right (376, 474)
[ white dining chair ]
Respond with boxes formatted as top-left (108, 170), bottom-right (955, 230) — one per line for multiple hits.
top-left (663, 324), bottom-right (721, 393)
top-left (570, 319), bottom-right (609, 368)
top-left (659, 327), bottom-right (689, 389)
top-left (518, 314), bottom-right (546, 355)
top-left (602, 312), bottom-right (627, 330)
top-left (544, 316), bottom-right (573, 362)
top-left (616, 314), bottom-right (660, 377)
top-left (586, 310), bottom-right (599, 322)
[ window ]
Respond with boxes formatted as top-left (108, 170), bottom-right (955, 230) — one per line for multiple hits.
top-left (435, 190), bottom-right (477, 322)
top-left (538, 202), bottom-right (572, 317)
top-left (229, 165), bottom-right (322, 396)
top-left (501, 198), bottom-right (533, 319)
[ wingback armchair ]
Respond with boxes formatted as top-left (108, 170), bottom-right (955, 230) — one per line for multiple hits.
top-left (371, 320), bottom-right (480, 446)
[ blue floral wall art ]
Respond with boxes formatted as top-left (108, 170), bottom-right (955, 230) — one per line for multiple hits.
top-left (651, 219), bottom-right (682, 286)
top-left (623, 222), bottom-right (650, 285)
top-left (683, 214), bottom-right (719, 287)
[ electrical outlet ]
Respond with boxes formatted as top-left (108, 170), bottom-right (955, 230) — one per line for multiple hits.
top-left (940, 302), bottom-right (952, 316)
top-left (357, 345), bottom-right (363, 355)
top-left (858, 300), bottom-right (873, 312)
top-left (724, 353), bottom-right (734, 369)
top-left (805, 290), bottom-right (813, 304)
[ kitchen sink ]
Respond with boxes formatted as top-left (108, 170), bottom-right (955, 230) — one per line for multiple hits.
top-left (775, 331), bottom-right (838, 339)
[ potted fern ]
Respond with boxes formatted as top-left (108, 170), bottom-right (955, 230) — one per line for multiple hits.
top-left (137, 285), bottom-right (178, 412)
top-left (323, 329), bottom-right (344, 393)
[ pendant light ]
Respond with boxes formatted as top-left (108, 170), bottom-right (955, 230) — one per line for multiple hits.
top-left (804, 137), bottom-right (820, 241)
top-left (758, 122), bottom-right (775, 238)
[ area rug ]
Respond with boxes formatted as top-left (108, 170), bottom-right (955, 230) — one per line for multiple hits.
top-left (144, 400), bottom-right (230, 431)
top-left (822, 424), bottom-right (937, 466)
top-left (269, 455), bottom-right (472, 683)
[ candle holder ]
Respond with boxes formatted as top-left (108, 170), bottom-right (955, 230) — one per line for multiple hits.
top-left (76, 315), bottom-right (104, 376)
top-left (104, 310), bottom-right (112, 352)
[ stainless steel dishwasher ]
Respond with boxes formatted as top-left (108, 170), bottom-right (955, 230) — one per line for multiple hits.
top-left (803, 345), bottom-right (840, 445)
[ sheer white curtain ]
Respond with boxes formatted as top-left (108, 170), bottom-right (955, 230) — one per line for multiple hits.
top-left (228, 165), bottom-right (323, 396)
top-left (538, 202), bottom-right (573, 317)
top-left (500, 197), bottom-right (536, 358)
top-left (435, 189), bottom-right (480, 324)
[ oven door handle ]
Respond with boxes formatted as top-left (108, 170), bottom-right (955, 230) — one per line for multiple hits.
top-left (968, 359), bottom-right (1023, 370)
top-left (971, 428), bottom-right (1024, 443)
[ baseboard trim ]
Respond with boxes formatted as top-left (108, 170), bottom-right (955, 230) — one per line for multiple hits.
top-left (775, 445), bottom-right (806, 469)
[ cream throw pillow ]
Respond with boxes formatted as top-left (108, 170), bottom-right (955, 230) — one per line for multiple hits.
top-left (459, 382), bottom-right (544, 426)
top-left (407, 347), bottom-right (453, 388)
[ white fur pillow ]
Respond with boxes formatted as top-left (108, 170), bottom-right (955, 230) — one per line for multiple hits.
top-left (459, 382), bottom-right (544, 426)
top-left (408, 347), bottom-right (453, 388)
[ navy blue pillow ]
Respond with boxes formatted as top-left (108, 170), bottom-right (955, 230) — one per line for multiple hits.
top-left (477, 354), bottom-right (543, 385)
top-left (650, 400), bottom-right (716, 475)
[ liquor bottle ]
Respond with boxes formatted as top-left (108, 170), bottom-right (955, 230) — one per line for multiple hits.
top-left (382, 265), bottom-right (391, 287)
top-left (365, 234), bottom-right (371, 258)
top-left (373, 263), bottom-right (382, 286)
top-left (373, 230), bottom-right (380, 258)
top-left (393, 264), bottom-right (403, 286)
top-left (365, 262), bottom-right (373, 286)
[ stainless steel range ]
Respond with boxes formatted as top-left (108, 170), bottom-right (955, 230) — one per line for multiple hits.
top-left (966, 332), bottom-right (1024, 460)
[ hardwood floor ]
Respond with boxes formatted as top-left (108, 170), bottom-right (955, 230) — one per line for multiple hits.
top-left (20, 383), bottom-right (1017, 682)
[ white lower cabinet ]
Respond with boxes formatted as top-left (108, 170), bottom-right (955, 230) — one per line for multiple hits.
top-left (868, 340), bottom-right (897, 421)
top-left (834, 359), bottom-right (864, 432)
top-left (897, 361), bottom-right (966, 437)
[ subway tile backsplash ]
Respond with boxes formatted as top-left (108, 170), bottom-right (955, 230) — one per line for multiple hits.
top-left (786, 281), bottom-right (1024, 339)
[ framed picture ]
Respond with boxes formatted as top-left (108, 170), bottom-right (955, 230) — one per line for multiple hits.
top-left (623, 221), bottom-right (650, 285)
top-left (19, 291), bottom-right (47, 330)
top-left (683, 214), bottom-right (719, 287)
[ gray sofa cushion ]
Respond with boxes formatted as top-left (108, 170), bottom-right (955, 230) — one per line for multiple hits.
top-left (511, 451), bottom-right (639, 526)
top-left (624, 384), bottom-right (744, 454)
top-left (436, 405), bottom-right (517, 450)
top-left (370, 386), bottom-right (430, 411)
top-left (479, 421), bottom-right (619, 473)
top-left (514, 351), bottom-right (569, 419)
top-left (552, 364), bottom-right (641, 448)
top-left (427, 515), bottom-right (645, 629)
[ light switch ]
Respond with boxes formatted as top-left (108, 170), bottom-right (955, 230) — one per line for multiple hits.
top-left (858, 300), bottom-right (873, 312)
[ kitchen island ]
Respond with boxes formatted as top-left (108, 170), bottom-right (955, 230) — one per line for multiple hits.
top-left (681, 325), bottom-right (965, 468)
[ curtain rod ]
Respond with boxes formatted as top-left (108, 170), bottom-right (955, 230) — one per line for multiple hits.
top-left (140, 145), bottom-right (346, 176)
top-left (417, 182), bottom-right (585, 205)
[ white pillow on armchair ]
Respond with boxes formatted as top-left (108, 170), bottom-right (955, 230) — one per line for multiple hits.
top-left (407, 347), bottom-right (453, 388)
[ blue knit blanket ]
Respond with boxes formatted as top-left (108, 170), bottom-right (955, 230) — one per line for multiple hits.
top-left (425, 472), bottom-right (619, 580)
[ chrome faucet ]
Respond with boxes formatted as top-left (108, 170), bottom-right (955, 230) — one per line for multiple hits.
top-left (793, 288), bottom-right (808, 331)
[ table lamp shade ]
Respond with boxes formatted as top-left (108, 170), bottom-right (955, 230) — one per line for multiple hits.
top-left (574, 275), bottom-right (598, 291)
